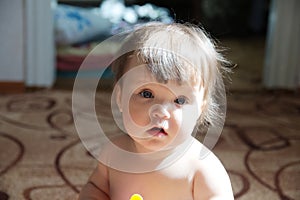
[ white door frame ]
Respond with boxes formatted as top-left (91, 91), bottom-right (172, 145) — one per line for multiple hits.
top-left (263, 0), bottom-right (300, 89)
top-left (24, 0), bottom-right (55, 87)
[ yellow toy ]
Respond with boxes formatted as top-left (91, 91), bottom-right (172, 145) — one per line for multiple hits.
top-left (130, 193), bottom-right (143, 200)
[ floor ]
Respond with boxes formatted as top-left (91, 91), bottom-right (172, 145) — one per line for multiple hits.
top-left (220, 36), bottom-right (266, 92)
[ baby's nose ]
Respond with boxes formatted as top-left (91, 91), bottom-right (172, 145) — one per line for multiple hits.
top-left (149, 104), bottom-right (171, 120)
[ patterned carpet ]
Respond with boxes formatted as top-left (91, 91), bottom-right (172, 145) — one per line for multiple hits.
top-left (0, 89), bottom-right (299, 200)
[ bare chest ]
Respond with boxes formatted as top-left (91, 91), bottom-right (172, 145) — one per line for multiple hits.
top-left (109, 170), bottom-right (194, 200)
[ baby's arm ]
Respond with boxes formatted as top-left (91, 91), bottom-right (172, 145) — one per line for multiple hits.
top-left (78, 162), bottom-right (110, 200)
top-left (193, 153), bottom-right (234, 200)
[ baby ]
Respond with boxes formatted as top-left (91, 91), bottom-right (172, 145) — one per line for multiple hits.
top-left (78, 22), bottom-right (234, 200)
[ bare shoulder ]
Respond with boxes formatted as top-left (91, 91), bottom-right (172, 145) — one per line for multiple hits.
top-left (88, 160), bottom-right (110, 193)
top-left (86, 135), bottom-right (131, 196)
top-left (190, 139), bottom-right (234, 200)
top-left (77, 159), bottom-right (110, 199)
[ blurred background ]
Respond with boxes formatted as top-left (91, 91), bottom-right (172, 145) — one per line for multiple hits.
top-left (0, 0), bottom-right (299, 92)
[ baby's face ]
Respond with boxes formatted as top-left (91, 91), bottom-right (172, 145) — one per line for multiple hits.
top-left (116, 58), bottom-right (205, 153)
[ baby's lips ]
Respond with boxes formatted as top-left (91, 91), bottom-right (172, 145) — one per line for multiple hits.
top-left (147, 127), bottom-right (168, 137)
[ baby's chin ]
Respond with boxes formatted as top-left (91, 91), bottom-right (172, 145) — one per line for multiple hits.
top-left (133, 137), bottom-right (188, 155)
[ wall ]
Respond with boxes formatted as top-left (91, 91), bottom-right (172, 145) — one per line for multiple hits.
top-left (0, 0), bottom-right (55, 92)
top-left (0, 0), bottom-right (24, 82)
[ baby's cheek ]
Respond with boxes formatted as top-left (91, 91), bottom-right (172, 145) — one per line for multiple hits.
top-left (171, 108), bottom-right (181, 122)
top-left (182, 106), bottom-right (200, 131)
top-left (186, 104), bottom-right (201, 120)
top-left (129, 104), bottom-right (151, 126)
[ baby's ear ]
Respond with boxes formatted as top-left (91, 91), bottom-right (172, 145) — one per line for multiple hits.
top-left (115, 84), bottom-right (122, 112)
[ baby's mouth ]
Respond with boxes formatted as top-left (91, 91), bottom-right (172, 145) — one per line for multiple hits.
top-left (147, 127), bottom-right (168, 137)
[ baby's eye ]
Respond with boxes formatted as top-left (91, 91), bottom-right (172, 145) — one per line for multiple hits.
top-left (174, 96), bottom-right (187, 105)
top-left (139, 90), bottom-right (154, 98)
